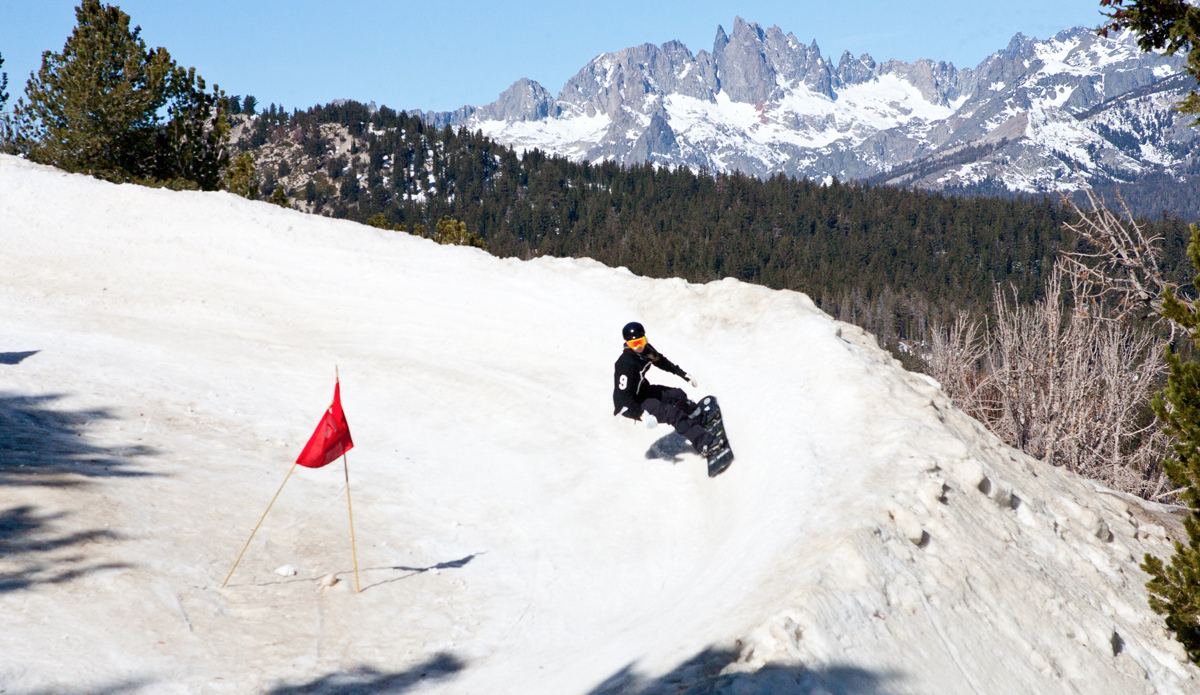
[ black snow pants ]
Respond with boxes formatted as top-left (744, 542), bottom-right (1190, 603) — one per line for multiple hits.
top-left (639, 385), bottom-right (713, 454)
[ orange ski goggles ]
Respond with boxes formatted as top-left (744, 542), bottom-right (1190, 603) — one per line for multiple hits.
top-left (626, 336), bottom-right (647, 349)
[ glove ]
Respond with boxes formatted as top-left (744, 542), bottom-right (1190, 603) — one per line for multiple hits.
top-left (643, 413), bottom-right (659, 429)
top-left (686, 374), bottom-right (698, 388)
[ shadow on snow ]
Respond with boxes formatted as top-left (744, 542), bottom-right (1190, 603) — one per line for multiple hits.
top-left (0, 505), bottom-right (129, 592)
top-left (0, 391), bottom-right (157, 487)
top-left (0, 350), bottom-right (40, 365)
top-left (0, 390), bottom-right (157, 594)
top-left (224, 554), bottom-right (481, 592)
top-left (589, 647), bottom-right (903, 695)
top-left (263, 652), bottom-right (465, 694)
top-left (6, 655), bottom-right (464, 695)
top-left (359, 553), bottom-right (479, 592)
top-left (645, 431), bottom-right (694, 464)
top-left (8, 679), bottom-right (152, 695)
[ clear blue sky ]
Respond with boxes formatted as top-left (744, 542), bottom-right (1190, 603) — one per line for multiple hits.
top-left (1, 1), bottom-right (1112, 113)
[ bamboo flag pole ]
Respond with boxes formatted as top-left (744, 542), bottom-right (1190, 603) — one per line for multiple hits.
top-left (343, 453), bottom-right (360, 593)
top-left (222, 463), bottom-right (297, 588)
top-left (335, 365), bottom-right (361, 594)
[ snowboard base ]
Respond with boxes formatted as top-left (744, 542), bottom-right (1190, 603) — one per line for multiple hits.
top-left (697, 396), bottom-right (734, 477)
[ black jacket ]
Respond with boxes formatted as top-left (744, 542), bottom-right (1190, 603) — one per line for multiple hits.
top-left (612, 343), bottom-right (688, 419)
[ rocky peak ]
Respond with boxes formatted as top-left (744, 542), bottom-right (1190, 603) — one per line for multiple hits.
top-left (417, 78), bottom-right (558, 128)
top-left (1049, 25), bottom-right (1096, 46)
top-left (713, 24), bottom-right (730, 64)
top-left (556, 40), bottom-right (718, 118)
top-left (802, 40), bottom-right (835, 97)
top-left (653, 40), bottom-right (720, 101)
top-left (837, 51), bottom-right (878, 86)
top-left (486, 78), bottom-right (559, 121)
top-left (712, 16), bottom-right (838, 102)
top-left (1002, 32), bottom-right (1038, 61)
top-left (717, 17), bottom-right (779, 103)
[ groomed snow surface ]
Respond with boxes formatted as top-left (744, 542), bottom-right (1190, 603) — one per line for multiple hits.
top-left (0, 154), bottom-right (1195, 694)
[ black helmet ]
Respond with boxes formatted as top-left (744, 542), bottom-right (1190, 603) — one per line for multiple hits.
top-left (622, 322), bottom-right (645, 341)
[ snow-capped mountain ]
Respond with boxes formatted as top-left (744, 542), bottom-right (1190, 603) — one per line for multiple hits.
top-left (421, 19), bottom-right (1197, 196)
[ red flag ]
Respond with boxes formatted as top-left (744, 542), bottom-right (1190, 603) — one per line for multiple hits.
top-left (296, 381), bottom-right (354, 468)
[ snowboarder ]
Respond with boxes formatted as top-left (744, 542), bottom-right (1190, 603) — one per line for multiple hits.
top-left (613, 322), bottom-right (713, 456)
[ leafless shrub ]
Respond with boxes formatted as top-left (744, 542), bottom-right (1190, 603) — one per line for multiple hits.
top-left (927, 313), bottom-right (994, 422)
top-left (929, 263), bottom-right (1172, 499)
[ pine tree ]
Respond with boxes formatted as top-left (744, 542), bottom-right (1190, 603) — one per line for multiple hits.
top-left (242, 95), bottom-right (256, 116)
top-left (268, 184), bottom-right (290, 208)
top-left (225, 152), bottom-right (257, 199)
top-left (0, 51), bottom-right (12, 152)
top-left (1102, 0), bottom-right (1200, 119)
top-left (365, 212), bottom-right (394, 230)
top-left (150, 66), bottom-right (229, 189)
top-left (12, 0), bottom-right (228, 187)
top-left (1142, 223), bottom-right (1200, 664)
top-left (13, 0), bottom-right (174, 180)
top-left (1107, 1), bottom-right (1200, 661)
top-left (0, 51), bottom-right (8, 110)
top-left (433, 217), bottom-right (486, 249)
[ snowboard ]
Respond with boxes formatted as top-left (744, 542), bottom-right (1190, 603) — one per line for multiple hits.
top-left (697, 395), bottom-right (734, 477)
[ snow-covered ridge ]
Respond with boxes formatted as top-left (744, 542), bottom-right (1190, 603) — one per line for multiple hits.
top-left (421, 20), bottom-right (1195, 198)
top-left (1, 155), bottom-right (1195, 692)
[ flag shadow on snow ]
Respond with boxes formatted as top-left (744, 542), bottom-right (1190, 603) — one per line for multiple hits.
top-left (0, 392), bottom-right (157, 487)
top-left (227, 555), bottom-right (480, 591)
top-left (588, 647), bottom-right (902, 695)
top-left (645, 431), bottom-right (694, 464)
top-left (263, 652), bottom-right (465, 694)
top-left (359, 553), bottom-right (479, 591)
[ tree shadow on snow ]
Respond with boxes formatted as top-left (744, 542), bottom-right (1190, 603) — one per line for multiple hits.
top-left (8, 679), bottom-right (152, 695)
top-left (0, 391), bottom-right (156, 594)
top-left (263, 652), bottom-right (465, 694)
top-left (0, 350), bottom-right (39, 365)
top-left (645, 432), bottom-right (694, 464)
top-left (0, 391), bottom-right (157, 487)
top-left (0, 504), bottom-right (131, 593)
top-left (588, 647), bottom-right (902, 695)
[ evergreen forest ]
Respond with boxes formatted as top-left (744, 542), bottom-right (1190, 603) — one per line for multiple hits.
top-left (236, 99), bottom-right (1197, 345)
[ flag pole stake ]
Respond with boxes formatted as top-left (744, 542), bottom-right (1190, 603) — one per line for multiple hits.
top-left (222, 463), bottom-right (297, 589)
top-left (336, 365), bottom-right (359, 593)
top-left (343, 453), bottom-right (360, 593)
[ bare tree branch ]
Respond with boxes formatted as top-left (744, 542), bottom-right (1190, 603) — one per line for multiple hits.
top-left (1060, 188), bottom-right (1170, 324)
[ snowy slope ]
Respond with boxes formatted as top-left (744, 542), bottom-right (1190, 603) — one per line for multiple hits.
top-left (0, 154), bottom-right (1196, 694)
